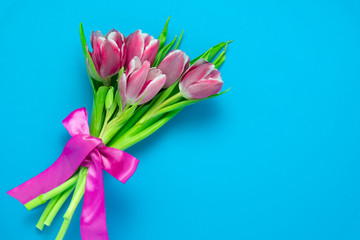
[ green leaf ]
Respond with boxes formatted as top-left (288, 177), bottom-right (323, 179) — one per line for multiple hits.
top-left (152, 35), bottom-right (177, 67)
top-left (149, 81), bottom-right (178, 111)
top-left (106, 92), bottom-right (165, 145)
top-left (115, 89), bottom-right (122, 112)
top-left (79, 23), bottom-right (88, 61)
top-left (90, 86), bottom-right (109, 137)
top-left (105, 87), bottom-right (114, 110)
top-left (174, 29), bottom-right (184, 50)
top-left (79, 23), bottom-right (107, 89)
top-left (190, 42), bottom-right (226, 65)
top-left (107, 104), bottom-right (149, 146)
top-left (107, 89), bottom-right (119, 120)
top-left (153, 88), bottom-right (231, 116)
top-left (110, 108), bottom-right (183, 150)
top-left (100, 100), bottom-right (140, 145)
top-left (80, 23), bottom-right (96, 96)
top-left (213, 40), bottom-right (233, 68)
top-left (158, 16), bottom-right (171, 50)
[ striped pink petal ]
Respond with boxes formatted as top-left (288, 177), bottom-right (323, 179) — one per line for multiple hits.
top-left (158, 50), bottom-right (190, 88)
top-left (99, 39), bottom-right (121, 77)
top-left (182, 79), bottom-right (223, 99)
top-left (126, 60), bottom-right (150, 101)
top-left (136, 71), bottom-right (166, 104)
top-left (90, 31), bottom-right (105, 73)
top-left (141, 39), bottom-right (159, 65)
top-left (180, 59), bottom-right (214, 89)
top-left (126, 30), bottom-right (144, 66)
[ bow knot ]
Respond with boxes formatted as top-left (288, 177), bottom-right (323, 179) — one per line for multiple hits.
top-left (8, 108), bottom-right (139, 240)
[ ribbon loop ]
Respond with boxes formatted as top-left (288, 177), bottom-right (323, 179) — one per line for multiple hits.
top-left (63, 107), bottom-right (90, 136)
top-left (7, 108), bottom-right (139, 240)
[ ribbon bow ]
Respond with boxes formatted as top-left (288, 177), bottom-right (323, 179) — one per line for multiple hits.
top-left (7, 107), bottom-right (139, 240)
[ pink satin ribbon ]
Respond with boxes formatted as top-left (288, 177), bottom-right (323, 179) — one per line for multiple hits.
top-left (7, 107), bottom-right (139, 240)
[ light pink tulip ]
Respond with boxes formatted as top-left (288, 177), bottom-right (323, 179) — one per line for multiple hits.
top-left (179, 59), bottom-right (223, 99)
top-left (119, 57), bottom-right (166, 105)
top-left (158, 50), bottom-right (190, 88)
top-left (89, 29), bottom-right (126, 78)
top-left (126, 30), bottom-right (159, 66)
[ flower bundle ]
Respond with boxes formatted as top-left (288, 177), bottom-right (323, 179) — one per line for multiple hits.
top-left (8, 18), bottom-right (231, 240)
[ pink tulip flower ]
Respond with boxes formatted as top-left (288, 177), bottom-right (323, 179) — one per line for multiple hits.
top-left (126, 30), bottom-right (159, 66)
top-left (179, 59), bottom-right (223, 99)
top-left (119, 57), bottom-right (166, 105)
top-left (89, 29), bottom-right (126, 79)
top-left (158, 50), bottom-right (190, 88)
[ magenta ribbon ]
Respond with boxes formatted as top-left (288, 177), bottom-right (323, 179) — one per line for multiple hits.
top-left (7, 107), bottom-right (139, 240)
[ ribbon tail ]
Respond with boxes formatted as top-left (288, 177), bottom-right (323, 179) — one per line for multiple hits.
top-left (81, 150), bottom-right (109, 240)
top-left (7, 134), bottom-right (101, 205)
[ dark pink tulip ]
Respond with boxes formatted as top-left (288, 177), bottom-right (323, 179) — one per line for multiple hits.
top-left (119, 57), bottom-right (166, 105)
top-left (179, 59), bottom-right (223, 99)
top-left (126, 30), bottom-right (159, 66)
top-left (89, 29), bottom-right (126, 78)
top-left (158, 50), bottom-right (190, 88)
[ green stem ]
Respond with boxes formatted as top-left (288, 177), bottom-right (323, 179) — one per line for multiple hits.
top-left (110, 108), bottom-right (182, 150)
top-left (100, 104), bottom-right (137, 144)
top-left (156, 92), bottom-right (183, 110)
top-left (98, 115), bottom-right (109, 139)
top-left (44, 185), bottom-right (75, 227)
top-left (108, 93), bottom-right (183, 146)
top-left (36, 194), bottom-right (61, 230)
top-left (64, 169), bottom-right (87, 220)
top-left (120, 104), bottom-right (130, 116)
top-left (56, 168), bottom-right (87, 240)
top-left (89, 101), bottom-right (97, 136)
top-left (25, 174), bottom-right (79, 210)
top-left (136, 90), bottom-right (181, 125)
top-left (100, 120), bottom-right (121, 144)
top-left (55, 219), bottom-right (71, 240)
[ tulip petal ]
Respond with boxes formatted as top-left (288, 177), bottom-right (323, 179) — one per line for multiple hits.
top-left (146, 68), bottom-right (162, 81)
top-left (184, 54), bottom-right (190, 71)
top-left (126, 30), bottom-right (144, 66)
top-left (158, 50), bottom-right (189, 88)
top-left (106, 29), bottom-right (125, 48)
top-left (143, 33), bottom-right (154, 46)
top-left (120, 41), bottom-right (127, 68)
top-left (180, 60), bottom-right (215, 88)
top-left (126, 61), bottom-right (150, 100)
top-left (126, 56), bottom-right (142, 75)
top-left (91, 31), bottom-right (105, 48)
top-left (136, 74), bottom-right (167, 104)
top-left (141, 39), bottom-right (159, 65)
top-left (184, 58), bottom-right (207, 74)
top-left (99, 39), bottom-right (121, 77)
top-left (183, 79), bottom-right (223, 99)
top-left (106, 29), bottom-right (126, 68)
top-left (90, 31), bottom-right (106, 73)
top-left (205, 68), bottom-right (221, 80)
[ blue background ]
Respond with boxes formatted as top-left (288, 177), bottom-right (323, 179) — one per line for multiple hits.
top-left (1, 0), bottom-right (360, 239)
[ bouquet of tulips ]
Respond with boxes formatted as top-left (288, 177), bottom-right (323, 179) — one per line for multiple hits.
top-left (8, 18), bottom-right (231, 240)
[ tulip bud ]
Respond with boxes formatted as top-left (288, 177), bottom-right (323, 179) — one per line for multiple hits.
top-left (126, 30), bottom-right (159, 66)
top-left (158, 50), bottom-right (190, 88)
top-left (119, 57), bottom-right (166, 106)
top-left (89, 29), bottom-right (126, 80)
top-left (179, 59), bottom-right (223, 99)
